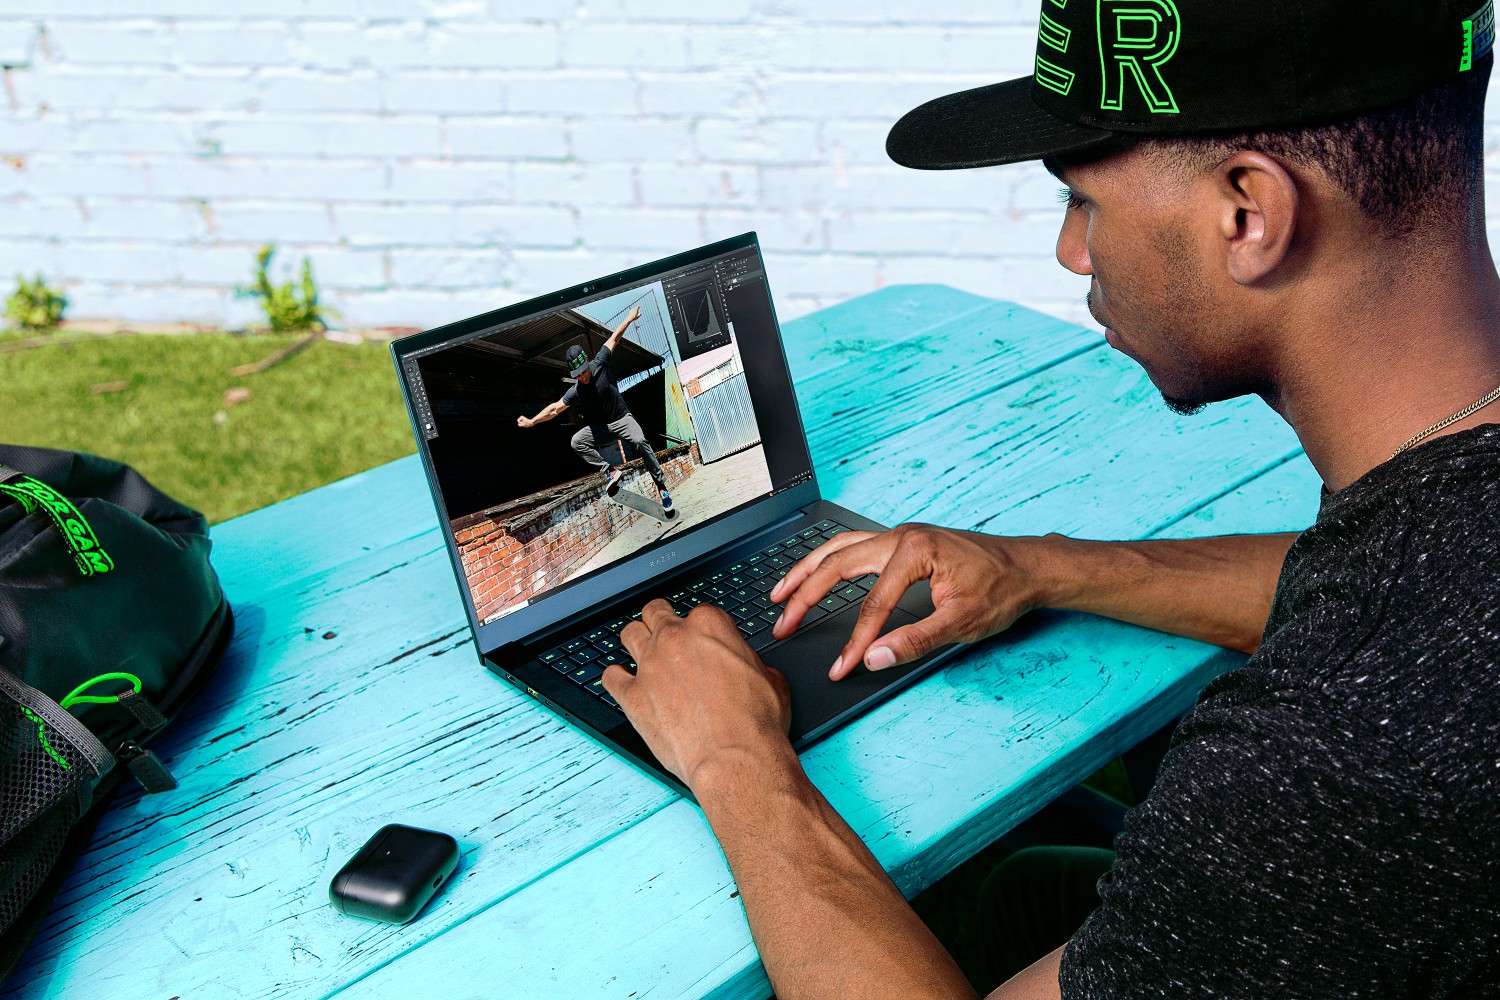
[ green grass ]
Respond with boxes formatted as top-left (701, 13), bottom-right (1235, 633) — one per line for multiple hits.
top-left (0, 331), bottom-right (415, 524)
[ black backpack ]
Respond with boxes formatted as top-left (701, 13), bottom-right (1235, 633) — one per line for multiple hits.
top-left (0, 445), bottom-right (234, 979)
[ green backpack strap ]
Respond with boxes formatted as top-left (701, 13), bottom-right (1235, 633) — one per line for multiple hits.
top-left (0, 463), bottom-right (114, 577)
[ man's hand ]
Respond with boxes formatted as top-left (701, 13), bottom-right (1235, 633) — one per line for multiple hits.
top-left (605, 603), bottom-right (979, 1000)
top-left (606, 600), bottom-right (792, 789)
top-left (769, 524), bottom-right (1050, 680)
top-left (604, 305), bottom-right (644, 352)
top-left (516, 415), bottom-right (535, 428)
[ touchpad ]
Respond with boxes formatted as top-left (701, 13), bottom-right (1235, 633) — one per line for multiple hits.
top-left (762, 607), bottom-right (930, 743)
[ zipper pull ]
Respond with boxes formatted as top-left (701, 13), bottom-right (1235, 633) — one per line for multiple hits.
top-left (117, 741), bottom-right (177, 793)
top-left (116, 689), bottom-right (168, 731)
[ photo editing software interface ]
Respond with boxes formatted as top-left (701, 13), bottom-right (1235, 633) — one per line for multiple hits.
top-left (400, 244), bottom-right (815, 625)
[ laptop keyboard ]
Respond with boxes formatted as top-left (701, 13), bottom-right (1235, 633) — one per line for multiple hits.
top-left (533, 518), bottom-right (875, 711)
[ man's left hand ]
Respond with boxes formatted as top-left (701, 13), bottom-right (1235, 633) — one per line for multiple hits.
top-left (605, 600), bottom-right (792, 789)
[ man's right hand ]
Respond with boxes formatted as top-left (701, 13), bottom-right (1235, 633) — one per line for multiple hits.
top-left (770, 526), bottom-right (1299, 674)
top-left (516, 416), bottom-right (535, 428)
top-left (769, 524), bottom-right (1052, 680)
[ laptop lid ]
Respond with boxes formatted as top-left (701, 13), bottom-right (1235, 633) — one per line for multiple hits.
top-left (391, 233), bottom-right (822, 657)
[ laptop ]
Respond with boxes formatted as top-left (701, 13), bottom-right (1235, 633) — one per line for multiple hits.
top-left (390, 232), bottom-right (962, 798)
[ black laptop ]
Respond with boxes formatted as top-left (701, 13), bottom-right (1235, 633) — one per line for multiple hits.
top-left (390, 232), bottom-right (961, 798)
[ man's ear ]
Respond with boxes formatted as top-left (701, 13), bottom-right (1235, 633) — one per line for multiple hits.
top-left (1212, 151), bottom-right (1300, 285)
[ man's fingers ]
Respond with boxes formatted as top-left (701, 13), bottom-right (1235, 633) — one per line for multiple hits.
top-left (600, 662), bottom-right (636, 705)
top-left (828, 551), bottom-right (929, 677)
top-left (832, 604), bottom-right (970, 680)
top-left (619, 619), bottom-right (648, 659)
top-left (769, 530), bottom-right (873, 603)
top-left (686, 602), bottom-right (737, 631)
top-left (639, 597), bottom-right (679, 630)
top-left (770, 534), bottom-right (884, 639)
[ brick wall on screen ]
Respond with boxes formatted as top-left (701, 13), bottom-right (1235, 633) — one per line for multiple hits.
top-left (455, 451), bottom-right (693, 622)
top-left (5, 2), bottom-right (1500, 333)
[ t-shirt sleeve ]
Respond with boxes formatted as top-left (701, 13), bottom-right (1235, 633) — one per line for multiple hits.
top-left (595, 344), bottom-right (612, 365)
top-left (1060, 680), bottom-right (1475, 999)
top-left (561, 385), bottom-right (577, 408)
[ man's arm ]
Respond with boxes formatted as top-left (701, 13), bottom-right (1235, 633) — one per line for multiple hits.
top-left (609, 603), bottom-right (980, 1000)
top-left (602, 305), bottom-right (641, 354)
top-left (703, 747), bottom-right (1066, 999)
top-left (771, 528), bottom-right (1298, 679)
top-left (992, 949), bottom-right (1063, 1000)
top-left (696, 741), bottom-right (980, 1000)
top-left (1036, 531), bottom-right (1297, 653)
top-left (517, 399), bottom-right (568, 428)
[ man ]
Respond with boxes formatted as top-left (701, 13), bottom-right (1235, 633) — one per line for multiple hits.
top-left (605, 2), bottom-right (1499, 998)
top-left (517, 305), bottom-right (673, 512)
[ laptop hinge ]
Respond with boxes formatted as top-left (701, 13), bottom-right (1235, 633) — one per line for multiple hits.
top-left (506, 507), bottom-right (811, 656)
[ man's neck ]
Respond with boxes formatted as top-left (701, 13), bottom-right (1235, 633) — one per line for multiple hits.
top-left (1264, 230), bottom-right (1500, 492)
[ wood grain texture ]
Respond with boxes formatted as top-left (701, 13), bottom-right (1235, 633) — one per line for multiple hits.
top-left (4, 286), bottom-right (1323, 999)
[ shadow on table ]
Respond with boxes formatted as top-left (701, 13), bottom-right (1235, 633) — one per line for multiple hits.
top-left (109, 601), bottom-right (267, 809)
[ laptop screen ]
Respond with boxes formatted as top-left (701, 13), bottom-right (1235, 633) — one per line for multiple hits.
top-left (393, 236), bottom-right (814, 629)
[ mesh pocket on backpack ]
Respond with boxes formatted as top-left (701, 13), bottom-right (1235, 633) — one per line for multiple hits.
top-left (0, 673), bottom-right (111, 934)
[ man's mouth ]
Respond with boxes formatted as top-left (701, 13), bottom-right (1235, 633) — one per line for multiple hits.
top-left (1086, 288), bottom-right (1118, 345)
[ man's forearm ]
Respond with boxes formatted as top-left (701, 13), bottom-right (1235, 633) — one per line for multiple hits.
top-left (1035, 532), bottom-right (1298, 654)
top-left (695, 746), bottom-right (977, 1000)
top-left (604, 314), bottom-right (633, 351)
top-left (529, 402), bottom-right (563, 423)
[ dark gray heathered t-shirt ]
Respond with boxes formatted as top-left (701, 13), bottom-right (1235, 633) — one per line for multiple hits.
top-left (1060, 423), bottom-right (1500, 998)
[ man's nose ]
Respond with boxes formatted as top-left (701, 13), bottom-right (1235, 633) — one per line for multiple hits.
top-left (1055, 208), bottom-right (1092, 276)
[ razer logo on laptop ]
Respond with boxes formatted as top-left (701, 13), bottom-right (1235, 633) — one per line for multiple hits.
top-left (1035, 0), bottom-right (1182, 115)
top-left (649, 552), bottom-right (678, 569)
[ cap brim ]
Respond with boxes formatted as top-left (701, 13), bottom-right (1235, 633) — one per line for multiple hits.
top-left (887, 76), bottom-right (1116, 170)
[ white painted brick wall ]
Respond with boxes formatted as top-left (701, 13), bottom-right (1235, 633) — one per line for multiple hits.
top-left (2, 1), bottom-right (1500, 331)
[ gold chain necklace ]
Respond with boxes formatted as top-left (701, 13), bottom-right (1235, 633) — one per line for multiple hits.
top-left (1392, 381), bottom-right (1500, 456)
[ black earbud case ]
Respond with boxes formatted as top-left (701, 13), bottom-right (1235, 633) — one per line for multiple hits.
top-left (329, 824), bottom-right (460, 924)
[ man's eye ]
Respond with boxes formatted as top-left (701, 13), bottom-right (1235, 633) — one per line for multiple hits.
top-left (1057, 187), bottom-right (1086, 211)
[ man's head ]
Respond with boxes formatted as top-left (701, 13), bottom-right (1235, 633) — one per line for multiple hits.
top-left (1043, 59), bottom-right (1492, 414)
top-left (566, 344), bottom-right (592, 384)
top-left (887, 0), bottom-right (1495, 414)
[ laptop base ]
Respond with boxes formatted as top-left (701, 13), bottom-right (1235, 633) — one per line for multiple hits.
top-left (485, 499), bottom-right (962, 801)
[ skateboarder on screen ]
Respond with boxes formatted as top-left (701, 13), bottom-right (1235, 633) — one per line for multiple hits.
top-left (516, 305), bottom-right (674, 513)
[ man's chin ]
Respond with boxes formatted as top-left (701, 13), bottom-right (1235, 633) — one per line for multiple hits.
top-left (1160, 392), bottom-right (1208, 417)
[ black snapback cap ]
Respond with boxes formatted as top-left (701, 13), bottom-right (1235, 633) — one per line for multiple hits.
top-left (888, 0), bottom-right (1496, 170)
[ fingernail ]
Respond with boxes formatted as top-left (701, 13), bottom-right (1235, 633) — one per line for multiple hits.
top-left (829, 655), bottom-right (842, 679)
top-left (866, 647), bottom-right (895, 670)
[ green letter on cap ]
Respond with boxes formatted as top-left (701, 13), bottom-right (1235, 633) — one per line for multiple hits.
top-left (1097, 0), bottom-right (1181, 114)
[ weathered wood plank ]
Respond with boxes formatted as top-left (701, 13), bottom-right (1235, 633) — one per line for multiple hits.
top-left (779, 284), bottom-right (996, 382)
top-left (207, 455), bottom-right (440, 602)
top-left (1150, 452), bottom-right (1322, 539)
top-left (800, 302), bottom-right (1098, 466)
top-left (318, 627), bottom-right (1250, 998)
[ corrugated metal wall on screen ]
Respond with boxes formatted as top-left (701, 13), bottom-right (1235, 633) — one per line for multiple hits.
top-left (604, 292), bottom-right (695, 448)
top-left (689, 373), bottom-right (761, 463)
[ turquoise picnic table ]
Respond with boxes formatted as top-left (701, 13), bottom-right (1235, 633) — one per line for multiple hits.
top-left (4, 285), bottom-right (1321, 999)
